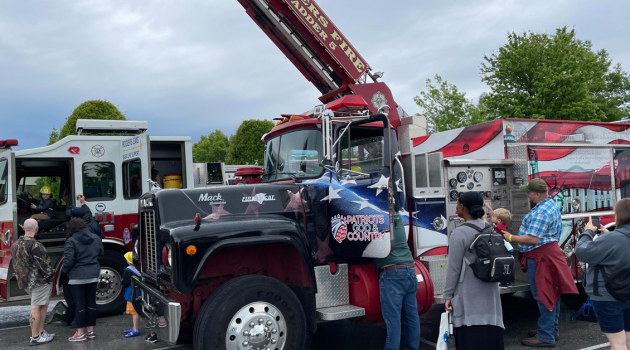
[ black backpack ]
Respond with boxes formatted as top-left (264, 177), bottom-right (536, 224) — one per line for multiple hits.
top-left (461, 223), bottom-right (515, 283)
top-left (593, 232), bottom-right (630, 302)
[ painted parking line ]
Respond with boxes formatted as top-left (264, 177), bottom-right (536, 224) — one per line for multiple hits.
top-left (153, 345), bottom-right (188, 350)
top-left (0, 325), bottom-right (30, 332)
top-left (578, 343), bottom-right (611, 350)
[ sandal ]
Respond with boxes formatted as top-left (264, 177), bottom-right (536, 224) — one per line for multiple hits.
top-left (124, 330), bottom-right (141, 338)
top-left (123, 328), bottom-right (134, 334)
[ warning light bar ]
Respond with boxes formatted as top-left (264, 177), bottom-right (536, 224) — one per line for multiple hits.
top-left (0, 139), bottom-right (19, 148)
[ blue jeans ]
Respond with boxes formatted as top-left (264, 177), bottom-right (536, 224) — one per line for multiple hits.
top-left (527, 258), bottom-right (560, 344)
top-left (379, 267), bottom-right (420, 350)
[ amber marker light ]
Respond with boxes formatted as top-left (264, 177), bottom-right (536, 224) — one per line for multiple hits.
top-left (186, 245), bottom-right (197, 256)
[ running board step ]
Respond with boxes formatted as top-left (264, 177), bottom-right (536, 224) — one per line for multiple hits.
top-left (316, 304), bottom-right (365, 321)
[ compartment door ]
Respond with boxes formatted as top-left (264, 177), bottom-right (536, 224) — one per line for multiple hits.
top-left (0, 150), bottom-right (17, 300)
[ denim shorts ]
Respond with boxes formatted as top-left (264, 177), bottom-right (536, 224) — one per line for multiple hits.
top-left (591, 300), bottom-right (630, 333)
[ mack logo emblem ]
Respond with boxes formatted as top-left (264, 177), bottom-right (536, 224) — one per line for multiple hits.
top-left (198, 193), bottom-right (226, 204)
top-left (68, 146), bottom-right (80, 154)
top-left (95, 203), bottom-right (106, 212)
top-left (242, 193), bottom-right (275, 204)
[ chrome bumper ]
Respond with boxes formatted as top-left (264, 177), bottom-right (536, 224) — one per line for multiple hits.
top-left (131, 278), bottom-right (181, 344)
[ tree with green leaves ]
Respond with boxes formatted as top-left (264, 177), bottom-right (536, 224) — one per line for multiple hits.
top-left (226, 119), bottom-right (274, 165)
top-left (481, 26), bottom-right (630, 121)
top-left (413, 74), bottom-right (486, 134)
top-left (193, 130), bottom-right (230, 163)
top-left (56, 100), bottom-right (126, 141)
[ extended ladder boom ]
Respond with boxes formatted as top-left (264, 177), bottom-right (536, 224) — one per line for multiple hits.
top-left (238, 0), bottom-right (404, 127)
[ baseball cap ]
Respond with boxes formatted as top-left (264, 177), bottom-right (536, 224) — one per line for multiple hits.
top-left (519, 178), bottom-right (548, 193)
top-left (66, 206), bottom-right (88, 218)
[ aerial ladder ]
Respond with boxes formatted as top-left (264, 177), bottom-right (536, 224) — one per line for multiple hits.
top-left (237, 0), bottom-right (408, 128)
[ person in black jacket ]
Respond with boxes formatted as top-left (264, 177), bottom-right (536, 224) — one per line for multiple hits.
top-left (54, 194), bottom-right (104, 327)
top-left (30, 186), bottom-right (55, 221)
top-left (62, 218), bottom-right (103, 343)
top-left (66, 194), bottom-right (104, 239)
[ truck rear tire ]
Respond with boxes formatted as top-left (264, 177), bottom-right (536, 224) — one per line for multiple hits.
top-left (193, 275), bottom-right (307, 350)
top-left (95, 250), bottom-right (127, 317)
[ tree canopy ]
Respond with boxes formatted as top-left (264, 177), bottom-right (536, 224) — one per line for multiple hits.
top-left (414, 75), bottom-right (488, 133)
top-left (226, 119), bottom-right (274, 165)
top-left (192, 130), bottom-right (230, 163)
top-left (56, 100), bottom-right (127, 141)
top-left (480, 26), bottom-right (630, 121)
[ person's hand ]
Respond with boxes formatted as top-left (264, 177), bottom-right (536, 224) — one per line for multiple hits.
top-left (483, 202), bottom-right (491, 209)
top-left (445, 299), bottom-right (453, 312)
top-left (584, 219), bottom-right (597, 232)
top-left (30, 204), bottom-right (36, 209)
top-left (501, 230), bottom-right (511, 241)
top-left (77, 194), bottom-right (85, 205)
top-left (599, 226), bottom-right (609, 233)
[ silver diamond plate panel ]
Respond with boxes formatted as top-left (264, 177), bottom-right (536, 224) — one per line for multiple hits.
top-left (314, 264), bottom-right (349, 308)
top-left (507, 144), bottom-right (529, 186)
top-left (316, 305), bottom-right (366, 321)
top-left (419, 255), bottom-right (448, 295)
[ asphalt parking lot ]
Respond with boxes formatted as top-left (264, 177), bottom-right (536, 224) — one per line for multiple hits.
top-left (0, 292), bottom-right (612, 350)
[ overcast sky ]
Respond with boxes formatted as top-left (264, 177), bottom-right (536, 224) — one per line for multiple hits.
top-left (1, 0), bottom-right (629, 150)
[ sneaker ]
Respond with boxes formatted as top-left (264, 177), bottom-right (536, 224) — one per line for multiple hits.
top-left (145, 333), bottom-right (158, 343)
top-left (41, 330), bottom-right (55, 339)
top-left (29, 335), bottom-right (53, 346)
top-left (68, 331), bottom-right (87, 343)
top-left (86, 331), bottom-right (96, 339)
top-left (158, 319), bottom-right (167, 328)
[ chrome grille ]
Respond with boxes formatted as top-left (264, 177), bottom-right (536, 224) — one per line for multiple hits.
top-left (142, 211), bottom-right (158, 276)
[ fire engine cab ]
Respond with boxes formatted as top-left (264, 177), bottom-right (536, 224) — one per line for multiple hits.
top-left (0, 120), bottom-right (193, 315)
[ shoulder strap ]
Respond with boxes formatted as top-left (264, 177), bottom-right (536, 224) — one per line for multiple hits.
top-left (460, 222), bottom-right (492, 232)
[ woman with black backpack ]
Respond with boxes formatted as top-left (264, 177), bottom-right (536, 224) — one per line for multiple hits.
top-left (443, 192), bottom-right (505, 350)
top-left (576, 198), bottom-right (630, 350)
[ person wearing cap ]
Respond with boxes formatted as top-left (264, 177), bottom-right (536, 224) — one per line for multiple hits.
top-left (53, 194), bottom-right (104, 326)
top-left (500, 178), bottom-right (577, 348)
top-left (66, 194), bottom-right (103, 239)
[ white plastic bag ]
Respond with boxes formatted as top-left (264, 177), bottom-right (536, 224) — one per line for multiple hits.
top-left (436, 312), bottom-right (449, 350)
top-left (436, 312), bottom-right (456, 350)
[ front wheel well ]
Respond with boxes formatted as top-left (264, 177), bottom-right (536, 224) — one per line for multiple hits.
top-left (190, 243), bottom-right (316, 332)
top-left (198, 242), bottom-right (313, 288)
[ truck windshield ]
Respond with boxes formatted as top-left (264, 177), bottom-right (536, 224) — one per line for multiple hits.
top-left (264, 129), bottom-right (323, 181)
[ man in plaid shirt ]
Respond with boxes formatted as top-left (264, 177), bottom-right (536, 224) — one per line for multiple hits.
top-left (501, 178), bottom-right (574, 348)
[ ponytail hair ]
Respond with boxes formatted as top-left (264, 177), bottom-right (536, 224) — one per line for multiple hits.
top-left (458, 192), bottom-right (485, 219)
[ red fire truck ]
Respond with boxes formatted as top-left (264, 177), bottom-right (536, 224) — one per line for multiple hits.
top-left (0, 119), bottom-right (193, 315)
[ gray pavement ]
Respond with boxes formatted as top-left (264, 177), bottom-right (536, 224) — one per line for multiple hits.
top-left (0, 292), bottom-right (612, 349)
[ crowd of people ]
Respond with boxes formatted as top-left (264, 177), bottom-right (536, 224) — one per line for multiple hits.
top-left (10, 193), bottom-right (158, 345)
top-left (10, 178), bottom-right (630, 349)
top-left (379, 178), bottom-right (629, 349)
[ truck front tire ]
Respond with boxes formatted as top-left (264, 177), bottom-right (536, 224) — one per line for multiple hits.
top-left (95, 250), bottom-right (127, 317)
top-left (193, 275), bottom-right (307, 350)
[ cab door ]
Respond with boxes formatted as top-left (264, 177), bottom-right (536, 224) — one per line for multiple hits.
top-left (0, 149), bottom-right (18, 300)
top-left (120, 134), bottom-right (150, 248)
top-left (328, 114), bottom-right (396, 259)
